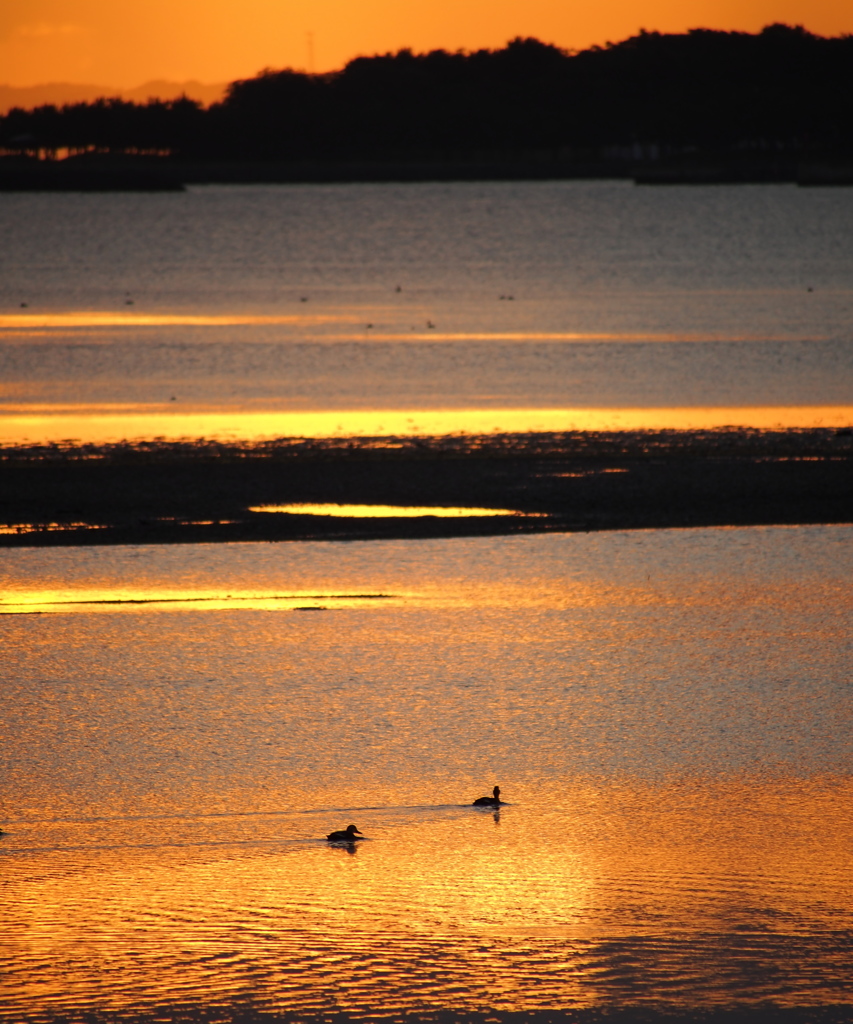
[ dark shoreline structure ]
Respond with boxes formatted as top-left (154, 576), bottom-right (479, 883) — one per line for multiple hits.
top-left (1, 428), bottom-right (850, 548)
top-left (2, 25), bottom-right (853, 189)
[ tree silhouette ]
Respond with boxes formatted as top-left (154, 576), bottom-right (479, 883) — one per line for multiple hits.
top-left (2, 26), bottom-right (851, 164)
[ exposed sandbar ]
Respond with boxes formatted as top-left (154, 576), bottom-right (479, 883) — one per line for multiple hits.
top-left (1, 428), bottom-right (850, 547)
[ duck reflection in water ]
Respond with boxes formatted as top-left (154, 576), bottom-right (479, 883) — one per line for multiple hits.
top-left (473, 785), bottom-right (503, 806)
top-left (326, 824), bottom-right (365, 843)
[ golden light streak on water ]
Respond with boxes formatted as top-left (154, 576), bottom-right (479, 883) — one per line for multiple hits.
top-left (249, 503), bottom-right (524, 518)
top-left (2, 777), bottom-right (851, 1019)
top-left (0, 555), bottom-right (696, 614)
top-left (0, 588), bottom-right (401, 614)
top-left (0, 581), bottom-right (606, 615)
top-left (0, 312), bottom-right (364, 329)
top-left (0, 313), bottom-right (799, 342)
top-left (0, 564), bottom-right (839, 616)
top-left (1, 405), bottom-right (851, 445)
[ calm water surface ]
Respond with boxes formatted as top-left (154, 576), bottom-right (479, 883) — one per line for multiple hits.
top-left (1, 527), bottom-right (851, 1020)
top-left (1, 182), bottom-right (852, 442)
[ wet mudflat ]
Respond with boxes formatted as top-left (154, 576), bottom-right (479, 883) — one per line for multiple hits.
top-left (1, 428), bottom-right (851, 547)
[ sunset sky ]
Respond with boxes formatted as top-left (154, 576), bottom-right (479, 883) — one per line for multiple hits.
top-left (2, 0), bottom-right (852, 89)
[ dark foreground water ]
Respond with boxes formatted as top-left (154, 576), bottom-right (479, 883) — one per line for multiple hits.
top-left (1, 527), bottom-right (851, 1022)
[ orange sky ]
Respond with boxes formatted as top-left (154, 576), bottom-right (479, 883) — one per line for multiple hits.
top-left (2, 0), bottom-right (852, 89)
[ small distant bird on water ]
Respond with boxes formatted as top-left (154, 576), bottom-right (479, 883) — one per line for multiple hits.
top-left (326, 824), bottom-right (364, 842)
top-left (473, 785), bottom-right (503, 806)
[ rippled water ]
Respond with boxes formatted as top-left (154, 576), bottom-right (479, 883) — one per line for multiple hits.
top-left (1, 182), bottom-right (852, 443)
top-left (2, 526), bottom-right (852, 1021)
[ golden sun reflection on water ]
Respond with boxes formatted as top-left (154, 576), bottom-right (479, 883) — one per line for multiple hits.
top-left (3, 776), bottom-right (852, 1019)
top-left (0, 588), bottom-right (401, 614)
top-left (1, 576), bottom-right (845, 617)
top-left (1, 405), bottom-right (851, 445)
top-left (0, 313), bottom-right (796, 342)
top-left (2, 529), bottom-right (852, 1018)
top-left (249, 503), bottom-right (524, 518)
top-left (0, 312), bottom-right (363, 329)
top-left (0, 546), bottom-right (846, 615)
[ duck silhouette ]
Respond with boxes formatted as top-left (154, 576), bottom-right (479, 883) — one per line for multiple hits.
top-left (326, 824), bottom-right (364, 842)
top-left (473, 785), bottom-right (503, 806)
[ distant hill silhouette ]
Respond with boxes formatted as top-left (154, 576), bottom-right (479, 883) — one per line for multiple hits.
top-left (0, 80), bottom-right (228, 116)
top-left (1, 25), bottom-right (852, 178)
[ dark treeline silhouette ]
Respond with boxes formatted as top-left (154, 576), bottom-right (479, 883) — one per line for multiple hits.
top-left (2, 25), bottom-right (852, 169)
top-left (1, 97), bottom-right (205, 158)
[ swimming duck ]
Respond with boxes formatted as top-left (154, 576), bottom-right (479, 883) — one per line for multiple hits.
top-left (326, 824), bottom-right (364, 842)
top-left (473, 785), bottom-right (502, 806)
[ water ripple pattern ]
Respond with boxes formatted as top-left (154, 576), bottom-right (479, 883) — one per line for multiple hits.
top-left (1, 526), bottom-right (852, 1020)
